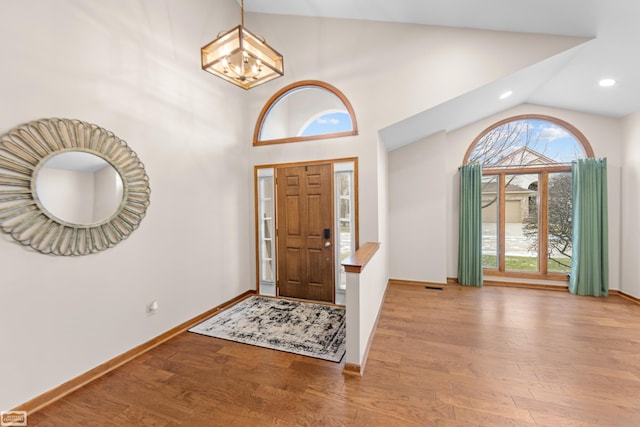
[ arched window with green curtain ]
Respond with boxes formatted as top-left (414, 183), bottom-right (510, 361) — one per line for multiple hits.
top-left (462, 114), bottom-right (595, 284)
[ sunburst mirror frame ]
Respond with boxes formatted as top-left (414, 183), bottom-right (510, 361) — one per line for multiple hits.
top-left (0, 118), bottom-right (150, 255)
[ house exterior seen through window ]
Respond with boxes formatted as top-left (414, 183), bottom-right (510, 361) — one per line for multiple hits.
top-left (465, 115), bottom-right (594, 279)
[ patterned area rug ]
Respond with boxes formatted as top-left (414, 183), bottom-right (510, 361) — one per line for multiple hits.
top-left (189, 296), bottom-right (346, 362)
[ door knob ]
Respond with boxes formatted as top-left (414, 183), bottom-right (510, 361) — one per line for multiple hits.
top-left (325, 241), bottom-right (331, 247)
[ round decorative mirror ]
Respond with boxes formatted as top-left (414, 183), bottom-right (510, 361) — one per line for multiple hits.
top-left (0, 118), bottom-right (150, 255)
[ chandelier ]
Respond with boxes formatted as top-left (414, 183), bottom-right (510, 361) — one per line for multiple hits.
top-left (201, 0), bottom-right (284, 90)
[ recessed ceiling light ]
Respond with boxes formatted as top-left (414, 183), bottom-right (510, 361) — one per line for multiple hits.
top-left (599, 78), bottom-right (616, 87)
top-left (499, 90), bottom-right (513, 100)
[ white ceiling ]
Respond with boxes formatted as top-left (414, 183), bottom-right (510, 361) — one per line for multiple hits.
top-left (244, 0), bottom-right (640, 148)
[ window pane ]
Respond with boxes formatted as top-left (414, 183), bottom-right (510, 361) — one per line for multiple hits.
top-left (506, 174), bottom-right (539, 271)
top-left (258, 175), bottom-right (275, 283)
top-left (547, 172), bottom-right (572, 272)
top-left (468, 119), bottom-right (586, 168)
top-left (258, 83), bottom-right (355, 143)
top-left (481, 175), bottom-right (499, 269)
top-left (301, 112), bottom-right (352, 136)
top-left (335, 170), bottom-right (354, 291)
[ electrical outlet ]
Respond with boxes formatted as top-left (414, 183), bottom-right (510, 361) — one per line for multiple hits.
top-left (146, 300), bottom-right (159, 315)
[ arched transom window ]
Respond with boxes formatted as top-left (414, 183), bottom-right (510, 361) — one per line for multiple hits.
top-left (464, 115), bottom-right (594, 280)
top-left (253, 80), bottom-right (358, 146)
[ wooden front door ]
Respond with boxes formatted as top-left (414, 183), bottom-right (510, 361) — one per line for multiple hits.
top-left (276, 164), bottom-right (334, 302)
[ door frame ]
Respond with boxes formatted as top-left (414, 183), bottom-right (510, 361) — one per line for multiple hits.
top-left (253, 157), bottom-right (359, 302)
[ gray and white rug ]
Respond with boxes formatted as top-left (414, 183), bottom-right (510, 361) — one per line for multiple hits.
top-left (189, 296), bottom-right (346, 362)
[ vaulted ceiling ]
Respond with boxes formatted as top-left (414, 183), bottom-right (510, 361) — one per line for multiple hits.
top-left (245, 0), bottom-right (640, 148)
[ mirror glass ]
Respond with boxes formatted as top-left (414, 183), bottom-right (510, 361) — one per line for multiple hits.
top-left (35, 152), bottom-right (124, 225)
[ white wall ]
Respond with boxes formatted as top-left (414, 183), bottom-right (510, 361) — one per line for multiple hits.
top-left (621, 112), bottom-right (640, 298)
top-left (0, 0), bottom-right (249, 410)
top-left (345, 245), bottom-right (387, 367)
top-left (389, 132), bottom-right (447, 282)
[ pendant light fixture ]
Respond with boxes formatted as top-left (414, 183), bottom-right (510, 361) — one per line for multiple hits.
top-left (201, 0), bottom-right (284, 90)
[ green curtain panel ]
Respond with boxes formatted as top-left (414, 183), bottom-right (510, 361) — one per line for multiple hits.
top-left (570, 158), bottom-right (608, 296)
top-left (458, 164), bottom-right (483, 286)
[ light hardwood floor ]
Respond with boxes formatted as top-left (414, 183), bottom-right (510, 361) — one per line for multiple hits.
top-left (28, 283), bottom-right (640, 426)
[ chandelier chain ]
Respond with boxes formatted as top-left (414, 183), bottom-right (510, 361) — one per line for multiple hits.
top-left (241, 0), bottom-right (245, 28)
